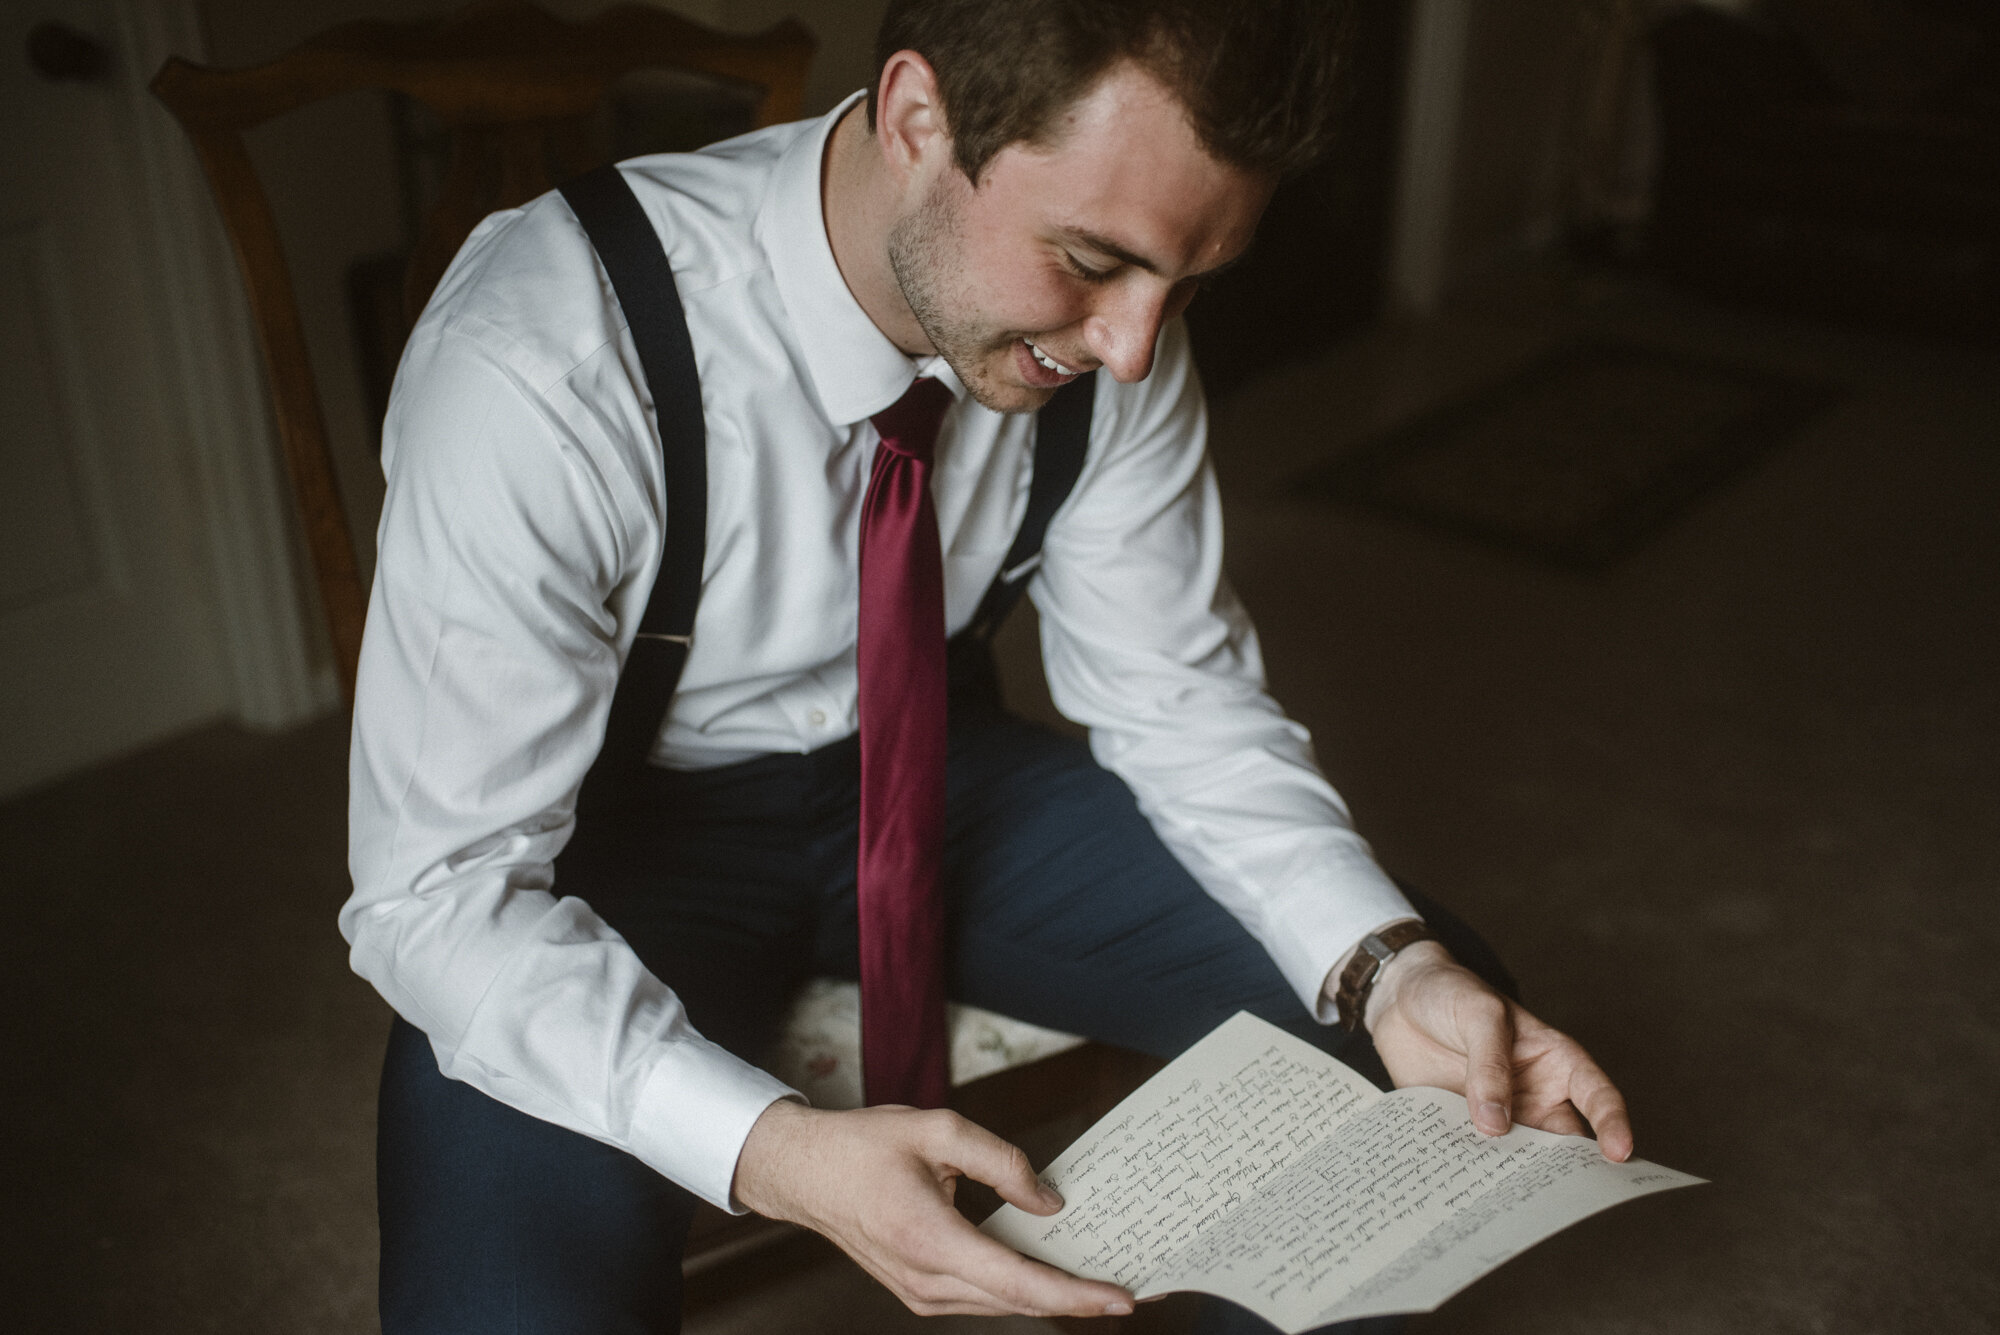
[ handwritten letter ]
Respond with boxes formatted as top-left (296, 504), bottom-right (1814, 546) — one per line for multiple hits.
top-left (982, 1013), bottom-right (1702, 1332)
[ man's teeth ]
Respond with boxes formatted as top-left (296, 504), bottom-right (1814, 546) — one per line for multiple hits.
top-left (1026, 340), bottom-right (1076, 376)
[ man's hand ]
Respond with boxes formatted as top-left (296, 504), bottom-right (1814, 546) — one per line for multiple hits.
top-left (1361, 941), bottom-right (1635, 1162)
top-left (732, 1099), bottom-right (1136, 1319)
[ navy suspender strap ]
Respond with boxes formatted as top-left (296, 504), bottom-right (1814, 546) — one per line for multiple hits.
top-left (558, 162), bottom-right (1096, 777)
top-left (963, 373), bottom-right (1096, 643)
top-left (560, 165), bottom-right (707, 781)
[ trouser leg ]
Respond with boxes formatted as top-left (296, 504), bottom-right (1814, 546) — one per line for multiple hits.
top-left (377, 1016), bottom-right (698, 1335)
top-left (375, 752), bottom-right (833, 1335)
top-left (376, 899), bottom-right (809, 1335)
top-left (929, 711), bottom-right (1512, 1068)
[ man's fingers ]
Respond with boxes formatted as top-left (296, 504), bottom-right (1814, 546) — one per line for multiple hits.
top-left (872, 1203), bottom-right (1131, 1318)
top-left (925, 1112), bottom-right (1063, 1215)
top-left (1568, 1060), bottom-right (1634, 1161)
top-left (940, 1222), bottom-right (1134, 1318)
top-left (736, 1104), bottom-right (1133, 1320)
top-left (1510, 1020), bottom-right (1635, 1160)
top-left (904, 1116), bottom-right (1129, 1315)
top-left (1459, 990), bottom-right (1517, 1135)
top-left (1375, 963), bottom-right (1638, 1159)
top-left (1531, 1100), bottom-right (1590, 1139)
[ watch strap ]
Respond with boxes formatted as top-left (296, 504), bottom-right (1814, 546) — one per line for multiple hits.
top-left (1335, 919), bottom-right (1438, 1033)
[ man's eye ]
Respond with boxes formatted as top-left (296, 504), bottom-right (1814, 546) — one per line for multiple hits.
top-left (1065, 255), bottom-right (1115, 283)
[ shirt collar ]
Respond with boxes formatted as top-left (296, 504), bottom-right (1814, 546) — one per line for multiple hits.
top-left (757, 91), bottom-right (966, 426)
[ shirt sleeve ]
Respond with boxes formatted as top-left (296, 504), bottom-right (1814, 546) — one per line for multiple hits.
top-left (342, 325), bottom-right (795, 1211)
top-left (1032, 319), bottom-right (1417, 1022)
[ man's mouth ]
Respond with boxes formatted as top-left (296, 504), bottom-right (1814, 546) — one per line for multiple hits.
top-left (1024, 338), bottom-right (1079, 377)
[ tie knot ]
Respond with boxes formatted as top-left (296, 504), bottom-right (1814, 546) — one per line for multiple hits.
top-left (870, 377), bottom-right (955, 463)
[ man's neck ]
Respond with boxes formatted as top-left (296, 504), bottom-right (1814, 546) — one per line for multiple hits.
top-left (821, 101), bottom-right (934, 358)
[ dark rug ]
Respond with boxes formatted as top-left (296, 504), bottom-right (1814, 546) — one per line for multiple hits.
top-left (1291, 340), bottom-right (1840, 568)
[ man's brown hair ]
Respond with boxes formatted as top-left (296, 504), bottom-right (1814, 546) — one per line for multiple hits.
top-left (867, 0), bottom-right (1358, 183)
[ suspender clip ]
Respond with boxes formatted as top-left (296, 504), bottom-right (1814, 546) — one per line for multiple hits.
top-left (999, 553), bottom-right (1044, 584)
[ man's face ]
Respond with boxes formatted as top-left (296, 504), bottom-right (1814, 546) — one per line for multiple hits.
top-left (887, 62), bottom-right (1275, 414)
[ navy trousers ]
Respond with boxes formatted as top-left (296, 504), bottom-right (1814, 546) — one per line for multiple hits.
top-left (377, 679), bottom-right (1511, 1333)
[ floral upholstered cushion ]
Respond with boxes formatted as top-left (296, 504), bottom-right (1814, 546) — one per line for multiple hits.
top-left (767, 977), bottom-right (1086, 1110)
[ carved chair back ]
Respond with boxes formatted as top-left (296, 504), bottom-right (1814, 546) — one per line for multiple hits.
top-left (152, 1), bottom-right (814, 700)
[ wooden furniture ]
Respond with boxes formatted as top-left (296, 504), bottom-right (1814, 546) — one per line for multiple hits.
top-left (154, 6), bottom-right (1163, 1325)
top-left (152, 0), bottom-right (814, 703)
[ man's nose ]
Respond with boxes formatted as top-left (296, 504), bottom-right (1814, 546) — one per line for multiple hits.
top-left (1080, 281), bottom-right (1176, 383)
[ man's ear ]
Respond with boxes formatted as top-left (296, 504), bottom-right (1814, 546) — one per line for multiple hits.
top-left (872, 49), bottom-right (952, 190)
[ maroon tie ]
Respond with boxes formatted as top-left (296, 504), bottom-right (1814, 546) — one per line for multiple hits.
top-left (857, 377), bottom-right (955, 1108)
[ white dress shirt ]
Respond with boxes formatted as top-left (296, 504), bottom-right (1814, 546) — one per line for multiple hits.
top-left (344, 93), bottom-right (1415, 1211)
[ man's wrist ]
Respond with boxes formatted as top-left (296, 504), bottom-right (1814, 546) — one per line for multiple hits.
top-left (731, 1095), bottom-right (813, 1219)
top-left (1323, 918), bottom-right (1443, 1033)
top-left (1362, 938), bottom-right (1451, 1031)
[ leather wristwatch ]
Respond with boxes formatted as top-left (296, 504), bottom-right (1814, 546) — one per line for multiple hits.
top-left (1334, 920), bottom-right (1438, 1033)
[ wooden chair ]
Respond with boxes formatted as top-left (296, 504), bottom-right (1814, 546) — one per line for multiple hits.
top-left (153, 5), bottom-right (1164, 1325)
top-left (152, 0), bottom-right (814, 704)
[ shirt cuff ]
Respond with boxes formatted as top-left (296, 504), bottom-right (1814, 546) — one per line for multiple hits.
top-left (1257, 849), bottom-right (1418, 1024)
top-left (625, 1032), bottom-right (802, 1212)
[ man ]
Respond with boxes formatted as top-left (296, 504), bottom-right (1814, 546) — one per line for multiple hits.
top-left (346, 2), bottom-right (1633, 1331)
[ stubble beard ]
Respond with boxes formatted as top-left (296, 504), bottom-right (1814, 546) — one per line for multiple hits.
top-left (886, 175), bottom-right (1038, 415)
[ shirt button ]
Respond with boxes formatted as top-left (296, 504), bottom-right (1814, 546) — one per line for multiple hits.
top-left (808, 708), bottom-right (828, 727)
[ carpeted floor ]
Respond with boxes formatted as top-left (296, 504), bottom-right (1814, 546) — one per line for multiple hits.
top-left (1290, 337), bottom-right (1839, 569)
top-left (1204, 268), bottom-right (2000, 1334)
top-left (4, 266), bottom-right (1995, 1332)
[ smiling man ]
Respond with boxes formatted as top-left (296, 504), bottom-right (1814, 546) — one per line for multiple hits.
top-left (346, 2), bottom-right (1631, 1333)
top-left (847, 51), bottom-right (1265, 409)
